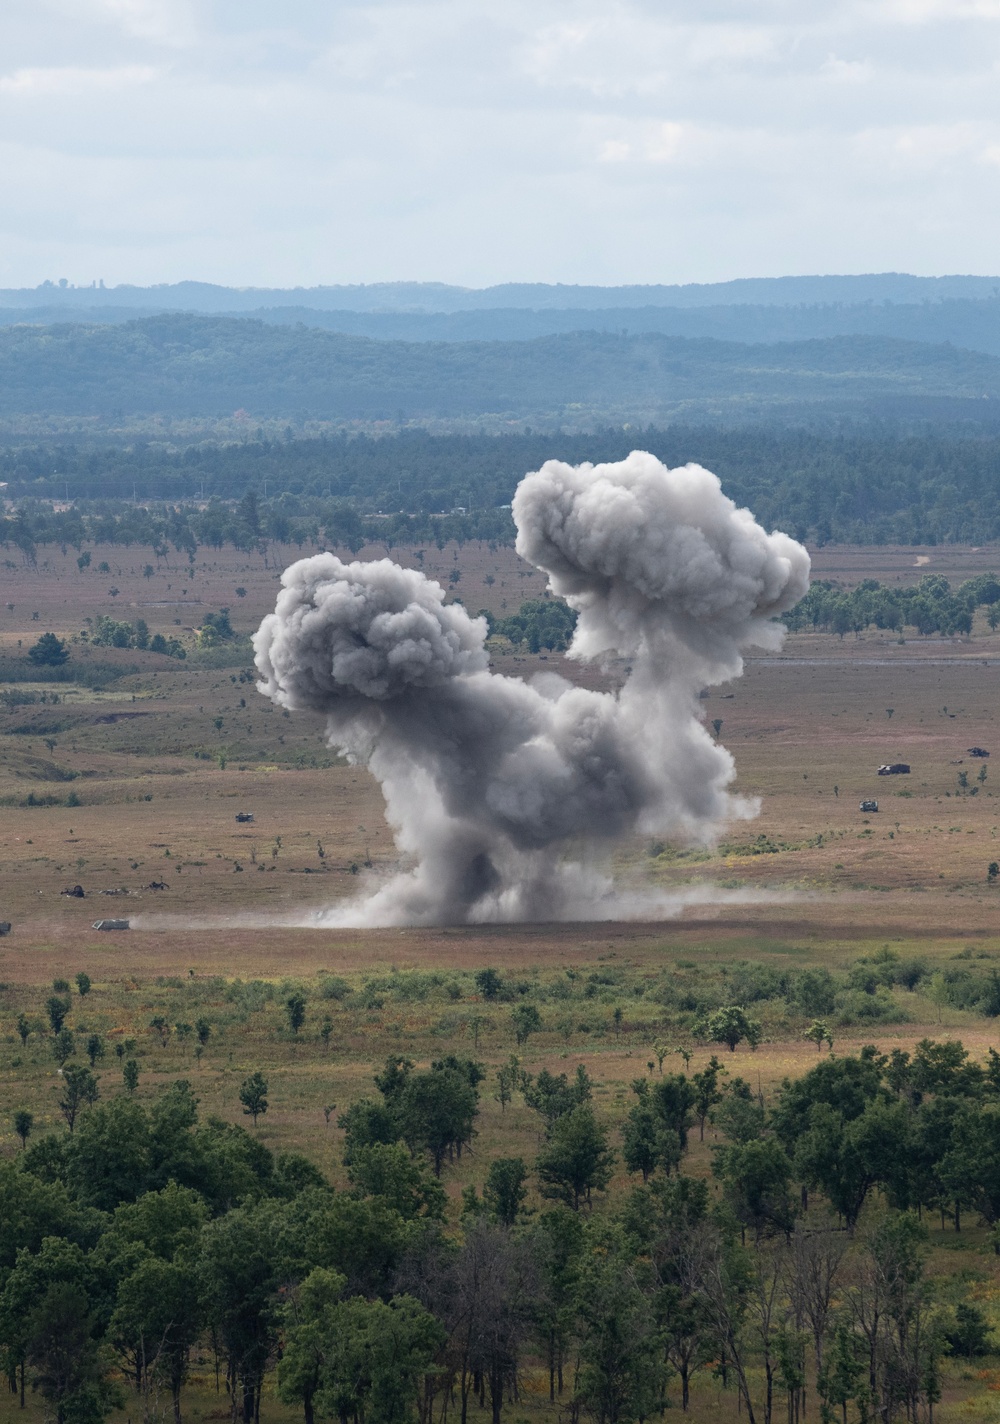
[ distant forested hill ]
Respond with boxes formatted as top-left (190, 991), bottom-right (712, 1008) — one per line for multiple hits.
top-left (3, 316), bottom-right (1000, 424)
top-left (4, 272), bottom-right (1000, 311)
top-left (6, 425), bottom-right (1000, 545)
top-left (11, 296), bottom-right (1000, 358)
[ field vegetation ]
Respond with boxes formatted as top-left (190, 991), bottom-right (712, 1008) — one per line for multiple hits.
top-left (2, 535), bottom-right (1000, 1423)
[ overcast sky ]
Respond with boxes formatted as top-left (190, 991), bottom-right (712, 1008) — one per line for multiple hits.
top-left (3, 0), bottom-right (1000, 290)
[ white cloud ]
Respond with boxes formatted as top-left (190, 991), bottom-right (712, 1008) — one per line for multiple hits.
top-left (0, 65), bottom-right (158, 96)
top-left (1, 0), bottom-right (1000, 285)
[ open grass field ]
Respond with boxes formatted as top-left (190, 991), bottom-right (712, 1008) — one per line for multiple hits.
top-left (3, 535), bottom-right (1000, 1423)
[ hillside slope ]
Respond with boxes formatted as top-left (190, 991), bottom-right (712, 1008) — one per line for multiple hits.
top-left (3, 317), bottom-right (1000, 423)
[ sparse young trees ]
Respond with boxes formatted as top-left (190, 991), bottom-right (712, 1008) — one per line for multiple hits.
top-left (239, 1072), bottom-right (269, 1126)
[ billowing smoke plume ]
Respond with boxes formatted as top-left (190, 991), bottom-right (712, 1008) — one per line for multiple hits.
top-left (253, 452), bottom-right (810, 925)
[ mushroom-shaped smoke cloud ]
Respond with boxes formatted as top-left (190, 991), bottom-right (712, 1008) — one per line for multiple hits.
top-left (254, 453), bottom-right (810, 925)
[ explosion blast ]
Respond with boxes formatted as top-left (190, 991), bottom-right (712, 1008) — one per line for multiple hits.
top-left (253, 452), bottom-right (810, 925)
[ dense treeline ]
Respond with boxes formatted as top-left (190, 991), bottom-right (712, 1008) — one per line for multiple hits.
top-left (7, 425), bottom-right (1000, 546)
top-left (487, 601), bottom-right (578, 653)
top-left (7, 1006), bottom-right (1000, 1424)
top-left (784, 572), bottom-right (1000, 637)
top-left (2, 317), bottom-right (1000, 424)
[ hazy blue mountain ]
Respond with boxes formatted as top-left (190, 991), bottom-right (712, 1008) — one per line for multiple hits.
top-left (3, 272), bottom-right (1000, 314)
top-left (8, 291), bottom-right (1000, 360)
top-left (2, 315), bottom-right (1000, 425)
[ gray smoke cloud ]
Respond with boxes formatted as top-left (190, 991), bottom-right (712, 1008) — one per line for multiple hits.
top-left (253, 452), bottom-right (810, 925)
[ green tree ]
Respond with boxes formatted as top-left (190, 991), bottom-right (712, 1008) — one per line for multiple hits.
top-left (622, 1086), bottom-right (681, 1183)
top-left (946, 1301), bottom-right (995, 1357)
top-left (713, 1137), bottom-right (796, 1242)
top-left (286, 991), bottom-right (307, 1035)
top-left (713, 1078), bottom-right (766, 1144)
top-left (13, 1109), bottom-right (32, 1150)
top-left (59, 1064), bottom-right (99, 1133)
top-left (53, 1027), bottom-right (75, 1065)
top-left (239, 1071), bottom-right (269, 1126)
top-left (804, 1019), bottom-right (830, 1052)
top-left (16, 1012), bottom-right (30, 1047)
top-left (511, 1002), bottom-right (541, 1046)
top-left (86, 1033), bottom-right (105, 1068)
top-left (109, 1255), bottom-right (202, 1418)
top-left (483, 1157), bottom-right (528, 1225)
top-left (338, 1096), bottom-right (400, 1163)
top-left (817, 1319), bottom-right (866, 1424)
top-left (794, 1097), bottom-right (912, 1230)
top-left (47, 995), bottom-right (69, 1034)
top-left (691, 1056), bottom-right (727, 1140)
top-left (195, 1018), bottom-right (211, 1046)
top-left (28, 632), bottom-right (69, 666)
top-left (0, 1237), bottom-right (120, 1424)
top-left (696, 1005), bottom-right (763, 1053)
top-left (108, 1180), bottom-right (209, 1261)
top-left (525, 1065), bottom-right (593, 1128)
top-left (536, 1105), bottom-right (615, 1211)
top-left (346, 1142), bottom-right (446, 1221)
top-left (573, 1231), bottom-right (668, 1424)
top-left (75, 971), bottom-right (92, 997)
top-left (532, 1208), bottom-right (584, 1402)
top-left (199, 1200), bottom-right (289, 1424)
top-left (279, 1268), bottom-right (444, 1424)
top-left (939, 1102), bottom-right (1000, 1228)
top-left (652, 1073), bottom-right (697, 1151)
top-left (123, 1059), bottom-right (140, 1094)
top-left (396, 1063), bottom-right (479, 1175)
top-left (475, 967), bottom-right (504, 1001)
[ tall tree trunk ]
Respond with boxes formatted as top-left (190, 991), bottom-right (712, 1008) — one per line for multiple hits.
top-left (460, 1365), bottom-right (471, 1424)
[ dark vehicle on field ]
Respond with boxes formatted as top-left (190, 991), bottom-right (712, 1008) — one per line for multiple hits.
top-left (877, 763), bottom-right (910, 776)
top-left (860, 800), bottom-right (879, 813)
top-left (92, 919), bottom-right (129, 931)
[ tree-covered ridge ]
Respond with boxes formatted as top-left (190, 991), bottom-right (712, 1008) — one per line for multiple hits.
top-left (6, 424), bottom-right (1000, 546)
top-left (2, 316), bottom-right (1000, 423)
top-left (15, 295), bottom-right (1000, 358)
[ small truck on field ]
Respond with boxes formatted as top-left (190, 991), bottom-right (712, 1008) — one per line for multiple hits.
top-left (860, 800), bottom-right (879, 813)
top-left (92, 919), bottom-right (130, 931)
top-left (877, 764), bottom-right (910, 776)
